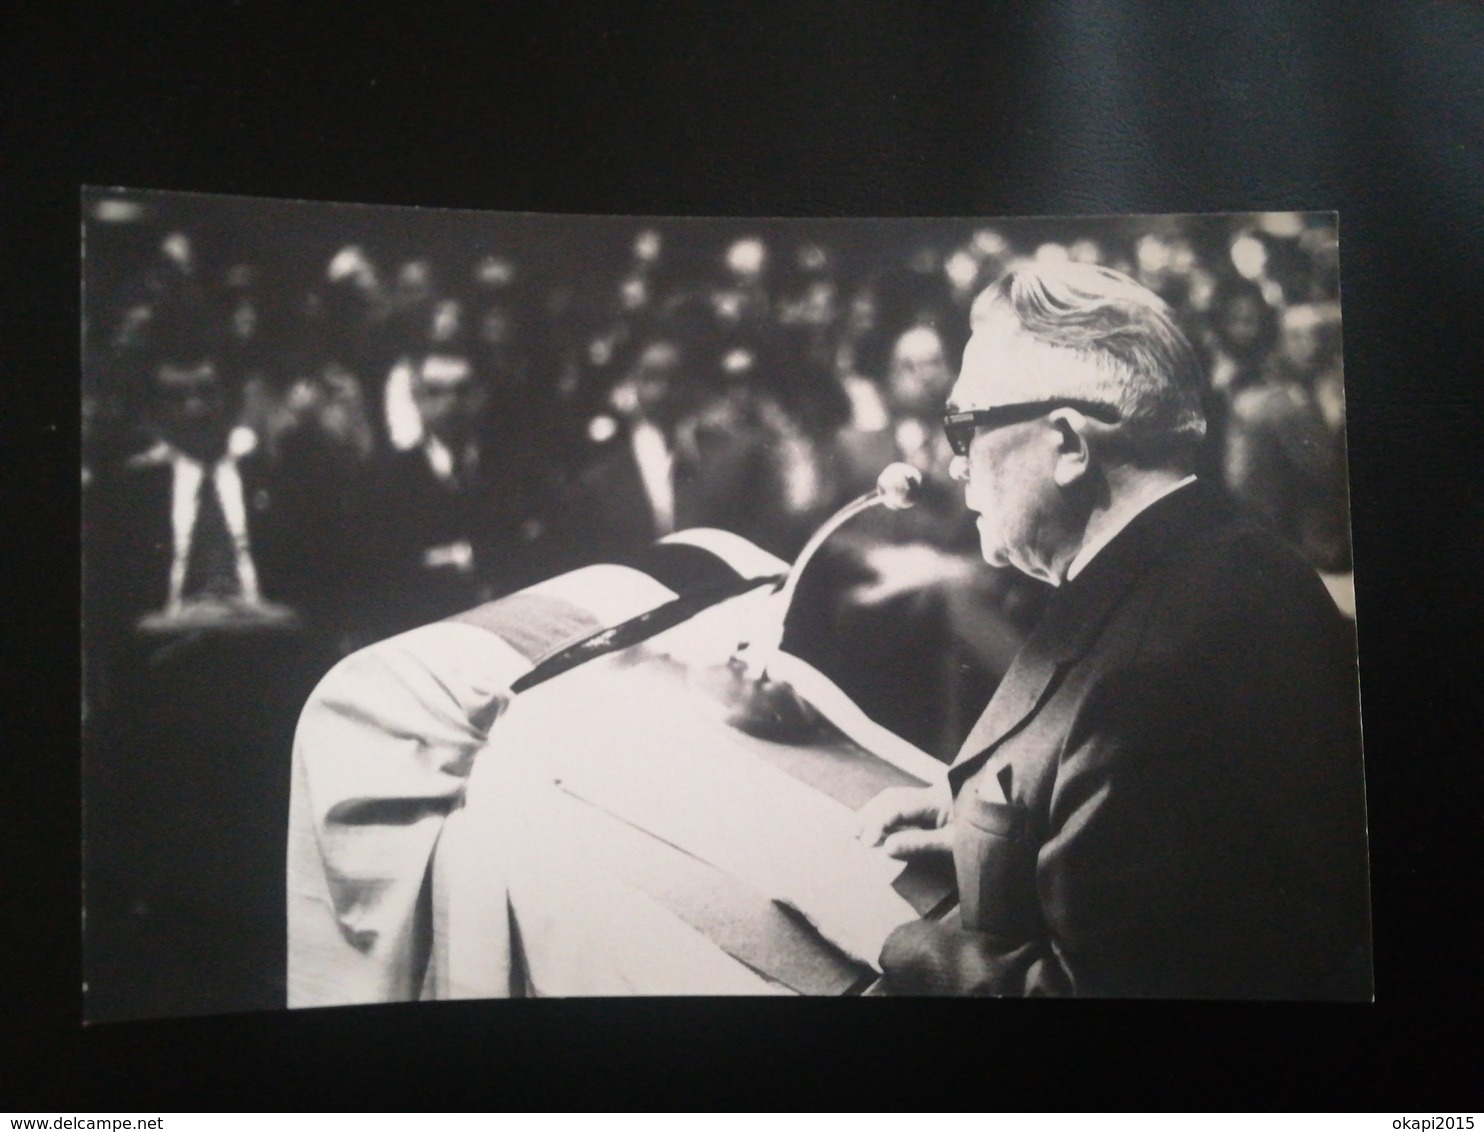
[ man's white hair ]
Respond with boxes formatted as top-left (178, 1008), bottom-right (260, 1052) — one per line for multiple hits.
top-left (964, 261), bottom-right (1208, 459)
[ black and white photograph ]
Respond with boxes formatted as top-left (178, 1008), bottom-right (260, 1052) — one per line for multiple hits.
top-left (11, 0), bottom-right (1483, 1112)
top-left (80, 191), bottom-right (1371, 1021)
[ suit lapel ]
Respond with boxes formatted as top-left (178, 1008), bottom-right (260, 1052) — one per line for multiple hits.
top-left (615, 435), bottom-right (661, 540)
top-left (948, 480), bottom-right (1229, 791)
top-left (948, 602), bottom-right (1071, 792)
top-left (586, 435), bottom-right (658, 542)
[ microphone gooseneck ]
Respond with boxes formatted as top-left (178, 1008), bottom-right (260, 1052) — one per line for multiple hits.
top-left (733, 462), bottom-right (923, 678)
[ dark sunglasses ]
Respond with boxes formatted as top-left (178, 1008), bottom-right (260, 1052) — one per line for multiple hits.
top-left (942, 399), bottom-right (1121, 456)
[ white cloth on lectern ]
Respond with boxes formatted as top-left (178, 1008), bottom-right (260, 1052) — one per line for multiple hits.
top-left (287, 621), bottom-right (530, 1008)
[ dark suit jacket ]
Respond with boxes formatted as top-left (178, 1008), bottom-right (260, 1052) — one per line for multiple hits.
top-left (557, 419), bottom-right (794, 567)
top-left (360, 442), bottom-right (551, 640)
top-left (881, 480), bottom-right (1371, 999)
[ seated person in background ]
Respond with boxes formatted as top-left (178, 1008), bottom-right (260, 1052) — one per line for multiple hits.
top-left (1196, 274), bottom-right (1280, 481)
top-left (83, 311), bottom-right (337, 1019)
top-left (361, 344), bottom-right (549, 640)
top-left (556, 329), bottom-right (797, 568)
top-left (860, 262), bottom-right (1370, 999)
top-left (691, 327), bottom-right (834, 549)
top-left (1224, 302), bottom-right (1353, 614)
top-left (87, 338), bottom-right (308, 633)
top-left (255, 335), bottom-right (381, 654)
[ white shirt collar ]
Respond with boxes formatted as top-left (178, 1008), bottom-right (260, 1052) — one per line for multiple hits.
top-left (423, 434), bottom-right (457, 482)
top-left (1066, 475), bottom-right (1198, 582)
top-left (423, 434), bottom-right (478, 485)
top-left (630, 420), bottom-right (675, 535)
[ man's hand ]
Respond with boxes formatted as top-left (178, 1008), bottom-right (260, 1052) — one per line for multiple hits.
top-left (856, 783), bottom-right (953, 860)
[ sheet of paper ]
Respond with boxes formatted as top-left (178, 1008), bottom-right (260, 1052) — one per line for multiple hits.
top-left (494, 651), bottom-right (918, 969)
top-left (549, 782), bottom-right (864, 994)
top-left (459, 755), bottom-right (788, 996)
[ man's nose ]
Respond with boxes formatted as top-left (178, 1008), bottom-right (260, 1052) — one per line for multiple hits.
top-left (949, 454), bottom-right (970, 483)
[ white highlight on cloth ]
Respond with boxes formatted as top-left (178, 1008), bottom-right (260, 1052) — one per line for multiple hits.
top-left (630, 420), bottom-right (675, 535)
top-left (422, 540), bottom-right (474, 571)
top-left (423, 433), bottom-right (456, 482)
top-left (842, 374), bottom-right (891, 432)
top-left (384, 359), bottom-right (423, 451)
top-left (645, 531), bottom-right (790, 671)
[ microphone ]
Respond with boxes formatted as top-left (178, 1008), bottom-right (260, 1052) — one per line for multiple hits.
top-left (704, 462), bottom-right (924, 740)
top-left (873, 461), bottom-right (927, 513)
top-left (748, 461), bottom-right (923, 662)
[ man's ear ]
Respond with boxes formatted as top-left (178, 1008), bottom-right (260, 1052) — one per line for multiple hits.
top-left (1047, 407), bottom-right (1093, 488)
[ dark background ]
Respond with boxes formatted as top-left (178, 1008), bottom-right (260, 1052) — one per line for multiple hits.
top-left (6, 0), bottom-right (1482, 1110)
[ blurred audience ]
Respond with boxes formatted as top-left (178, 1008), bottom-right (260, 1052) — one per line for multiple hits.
top-left (1225, 301), bottom-right (1351, 592)
top-left (555, 323), bottom-right (802, 566)
top-left (84, 205), bottom-right (1354, 771)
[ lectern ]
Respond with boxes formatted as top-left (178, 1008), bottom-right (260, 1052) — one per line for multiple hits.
top-left (288, 529), bottom-right (953, 1005)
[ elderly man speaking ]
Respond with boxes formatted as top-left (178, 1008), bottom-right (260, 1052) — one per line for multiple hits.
top-left (859, 262), bottom-right (1371, 999)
